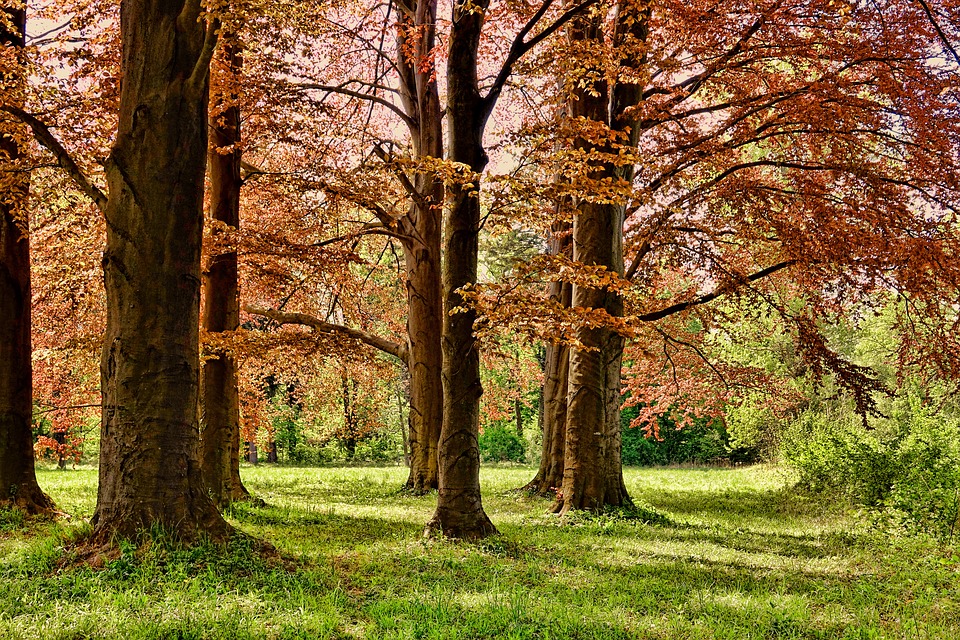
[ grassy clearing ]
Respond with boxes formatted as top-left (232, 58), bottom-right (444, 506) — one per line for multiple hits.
top-left (2, 463), bottom-right (958, 639)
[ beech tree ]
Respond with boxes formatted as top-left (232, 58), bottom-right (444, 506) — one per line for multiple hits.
top-left (0, 3), bottom-right (55, 515)
top-left (476, 0), bottom-right (960, 512)
top-left (91, 0), bottom-right (229, 541)
top-left (200, 30), bottom-right (251, 508)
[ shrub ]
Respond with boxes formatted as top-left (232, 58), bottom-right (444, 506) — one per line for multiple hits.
top-left (781, 390), bottom-right (960, 542)
top-left (621, 406), bottom-right (738, 466)
top-left (479, 425), bottom-right (527, 463)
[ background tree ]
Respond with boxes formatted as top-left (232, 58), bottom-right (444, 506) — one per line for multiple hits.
top-left (469, 0), bottom-right (960, 512)
top-left (200, 27), bottom-right (251, 508)
top-left (0, 2), bottom-right (55, 515)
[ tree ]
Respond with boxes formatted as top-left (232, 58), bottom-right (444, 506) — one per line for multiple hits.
top-left (200, 30), bottom-right (251, 508)
top-left (92, 0), bottom-right (230, 541)
top-left (474, 0), bottom-right (960, 514)
top-left (0, 2), bottom-right (55, 515)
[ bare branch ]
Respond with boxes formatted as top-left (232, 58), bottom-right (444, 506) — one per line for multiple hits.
top-left (292, 81), bottom-right (415, 129)
top-left (1, 106), bottom-right (107, 211)
top-left (636, 260), bottom-right (795, 322)
top-left (244, 305), bottom-right (409, 365)
top-left (483, 0), bottom-right (599, 117)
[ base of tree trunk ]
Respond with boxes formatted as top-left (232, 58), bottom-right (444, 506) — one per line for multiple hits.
top-left (404, 475), bottom-right (439, 495)
top-left (550, 476), bottom-right (632, 516)
top-left (0, 483), bottom-right (56, 517)
top-left (90, 492), bottom-right (234, 547)
top-left (425, 498), bottom-right (498, 541)
top-left (518, 467), bottom-right (564, 498)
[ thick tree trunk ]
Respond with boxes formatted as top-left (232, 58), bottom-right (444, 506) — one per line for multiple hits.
top-left (426, 0), bottom-right (497, 540)
top-left (0, 5), bottom-right (55, 516)
top-left (92, 1), bottom-right (230, 542)
top-left (523, 225), bottom-right (571, 496)
top-left (554, 1), bottom-right (649, 514)
top-left (397, 0), bottom-right (444, 493)
top-left (200, 37), bottom-right (250, 508)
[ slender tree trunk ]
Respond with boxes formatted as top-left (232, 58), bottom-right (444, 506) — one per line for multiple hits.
top-left (200, 37), bottom-right (250, 508)
top-left (397, 0), bottom-right (444, 493)
top-left (523, 225), bottom-right (571, 496)
top-left (426, 0), bottom-right (497, 540)
top-left (397, 377), bottom-right (410, 466)
top-left (0, 5), bottom-right (55, 516)
top-left (92, 1), bottom-right (230, 542)
top-left (554, 0), bottom-right (648, 514)
top-left (401, 237), bottom-right (442, 491)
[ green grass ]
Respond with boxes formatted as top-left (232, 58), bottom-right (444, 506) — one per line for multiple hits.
top-left (2, 463), bottom-right (958, 638)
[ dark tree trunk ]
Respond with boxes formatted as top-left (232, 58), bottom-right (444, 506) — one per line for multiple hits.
top-left (396, 0), bottom-right (444, 494)
top-left (554, 0), bottom-right (649, 515)
top-left (0, 5), bottom-right (56, 516)
top-left (92, 1), bottom-right (230, 542)
top-left (426, 0), bottom-right (497, 540)
top-left (523, 225), bottom-right (571, 496)
top-left (200, 36), bottom-right (250, 508)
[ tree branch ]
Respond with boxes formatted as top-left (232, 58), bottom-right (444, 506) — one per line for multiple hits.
top-left (483, 0), bottom-right (598, 117)
top-left (636, 260), bottom-right (795, 322)
top-left (292, 81), bottom-right (416, 129)
top-left (914, 0), bottom-right (960, 67)
top-left (1, 106), bottom-right (107, 211)
top-left (244, 305), bottom-right (409, 365)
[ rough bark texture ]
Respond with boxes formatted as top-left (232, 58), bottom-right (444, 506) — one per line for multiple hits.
top-left (396, 0), bottom-right (444, 493)
top-left (523, 226), bottom-right (571, 496)
top-left (93, 1), bottom-right (230, 542)
top-left (0, 5), bottom-right (56, 516)
top-left (426, 0), bottom-right (497, 539)
top-left (555, 1), bottom-right (648, 515)
top-left (201, 37), bottom-right (250, 508)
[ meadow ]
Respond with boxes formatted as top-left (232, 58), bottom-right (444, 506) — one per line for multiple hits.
top-left (1, 464), bottom-right (958, 639)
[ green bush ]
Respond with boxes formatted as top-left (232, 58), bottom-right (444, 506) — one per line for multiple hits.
top-left (479, 425), bottom-right (527, 463)
top-left (781, 391), bottom-right (960, 542)
top-left (621, 406), bottom-right (739, 466)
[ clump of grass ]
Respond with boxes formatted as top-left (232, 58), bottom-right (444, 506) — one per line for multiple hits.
top-left (0, 507), bottom-right (26, 533)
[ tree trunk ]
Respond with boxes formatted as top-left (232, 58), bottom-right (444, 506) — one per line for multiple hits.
top-left (92, 1), bottom-right (230, 543)
top-left (554, 1), bottom-right (649, 515)
top-left (0, 4), bottom-right (56, 516)
top-left (426, 0), bottom-right (497, 540)
top-left (200, 36), bottom-right (250, 508)
top-left (397, 0), bottom-right (444, 493)
top-left (557, 201), bottom-right (631, 513)
top-left (522, 225), bottom-right (571, 496)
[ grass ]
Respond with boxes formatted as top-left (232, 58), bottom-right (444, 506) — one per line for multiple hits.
top-left (1, 463), bottom-right (959, 639)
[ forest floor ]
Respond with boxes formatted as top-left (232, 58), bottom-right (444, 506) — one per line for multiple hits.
top-left (1, 464), bottom-right (958, 639)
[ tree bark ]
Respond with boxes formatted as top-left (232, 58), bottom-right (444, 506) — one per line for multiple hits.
top-left (426, 0), bottom-right (497, 540)
top-left (554, 0), bottom-right (648, 515)
top-left (200, 36), bottom-right (251, 508)
top-left (396, 0), bottom-right (444, 493)
top-left (523, 225), bottom-right (571, 496)
top-left (92, 1), bottom-right (230, 543)
top-left (0, 5), bottom-right (56, 516)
